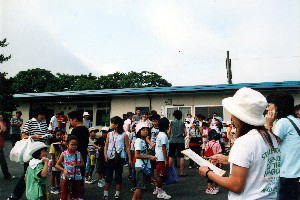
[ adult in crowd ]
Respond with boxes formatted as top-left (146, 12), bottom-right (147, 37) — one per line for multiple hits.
top-left (7, 109), bottom-right (49, 200)
top-left (199, 88), bottom-right (280, 199)
top-left (10, 111), bottom-right (23, 146)
top-left (132, 109), bottom-right (141, 122)
top-left (0, 113), bottom-right (14, 180)
top-left (265, 93), bottom-right (300, 200)
top-left (68, 110), bottom-right (89, 197)
top-left (168, 110), bottom-right (187, 176)
top-left (82, 111), bottom-right (92, 129)
top-left (22, 109), bottom-right (49, 138)
top-left (48, 112), bottom-right (59, 133)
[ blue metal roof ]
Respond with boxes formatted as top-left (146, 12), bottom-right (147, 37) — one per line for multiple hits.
top-left (13, 81), bottom-right (300, 99)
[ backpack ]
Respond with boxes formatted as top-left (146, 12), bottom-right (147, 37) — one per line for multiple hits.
top-left (204, 142), bottom-right (216, 157)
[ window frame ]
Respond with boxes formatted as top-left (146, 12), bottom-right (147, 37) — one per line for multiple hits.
top-left (194, 105), bottom-right (224, 119)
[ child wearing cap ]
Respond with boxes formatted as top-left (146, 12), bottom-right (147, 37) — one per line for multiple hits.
top-left (25, 141), bottom-right (49, 200)
top-left (132, 124), bottom-right (157, 200)
top-left (85, 127), bottom-right (99, 184)
top-left (95, 127), bottom-right (109, 187)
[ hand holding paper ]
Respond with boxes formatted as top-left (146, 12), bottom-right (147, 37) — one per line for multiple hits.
top-left (181, 149), bottom-right (226, 176)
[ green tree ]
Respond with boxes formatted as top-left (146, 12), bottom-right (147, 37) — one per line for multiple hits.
top-left (12, 68), bottom-right (57, 93)
top-left (0, 38), bottom-right (16, 114)
top-left (11, 68), bottom-right (172, 93)
top-left (97, 71), bottom-right (172, 89)
top-left (0, 39), bottom-right (11, 63)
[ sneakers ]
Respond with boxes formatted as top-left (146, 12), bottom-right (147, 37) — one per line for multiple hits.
top-left (103, 195), bottom-right (109, 200)
top-left (127, 175), bottom-right (133, 181)
top-left (213, 187), bottom-right (220, 194)
top-left (6, 195), bottom-right (17, 200)
top-left (205, 188), bottom-right (217, 195)
top-left (153, 188), bottom-right (158, 195)
top-left (4, 175), bottom-right (16, 180)
top-left (85, 177), bottom-right (95, 184)
top-left (97, 179), bottom-right (105, 188)
top-left (50, 186), bottom-right (60, 195)
top-left (157, 191), bottom-right (172, 199)
top-left (114, 194), bottom-right (120, 199)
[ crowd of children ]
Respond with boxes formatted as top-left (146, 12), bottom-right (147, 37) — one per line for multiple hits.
top-left (7, 108), bottom-right (237, 200)
top-left (2, 88), bottom-right (299, 200)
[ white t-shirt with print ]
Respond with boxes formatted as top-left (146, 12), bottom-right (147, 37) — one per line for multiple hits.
top-left (134, 138), bottom-right (151, 168)
top-left (155, 132), bottom-right (169, 162)
top-left (150, 127), bottom-right (160, 145)
top-left (228, 129), bottom-right (280, 200)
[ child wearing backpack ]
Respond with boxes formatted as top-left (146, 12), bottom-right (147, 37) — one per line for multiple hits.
top-left (132, 123), bottom-right (157, 200)
top-left (204, 129), bottom-right (222, 195)
top-left (55, 135), bottom-right (85, 200)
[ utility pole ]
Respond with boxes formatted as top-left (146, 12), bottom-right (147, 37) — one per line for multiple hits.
top-left (226, 51), bottom-right (232, 84)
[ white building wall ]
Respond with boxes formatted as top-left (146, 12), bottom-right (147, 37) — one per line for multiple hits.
top-left (111, 96), bottom-right (150, 117)
top-left (111, 89), bottom-right (300, 122)
top-left (16, 89), bottom-right (300, 127)
top-left (111, 92), bottom-right (233, 120)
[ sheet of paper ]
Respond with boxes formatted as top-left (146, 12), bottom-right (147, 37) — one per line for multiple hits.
top-left (181, 149), bottom-right (226, 176)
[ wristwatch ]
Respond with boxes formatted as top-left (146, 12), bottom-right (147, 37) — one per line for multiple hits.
top-left (206, 168), bottom-right (213, 178)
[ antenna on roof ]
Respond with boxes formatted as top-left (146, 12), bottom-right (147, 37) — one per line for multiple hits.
top-left (226, 51), bottom-right (232, 84)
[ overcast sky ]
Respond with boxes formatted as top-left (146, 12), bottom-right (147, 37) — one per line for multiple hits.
top-left (1, 0), bottom-right (299, 86)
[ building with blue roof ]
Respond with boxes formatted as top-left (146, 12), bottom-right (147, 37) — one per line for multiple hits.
top-left (13, 81), bottom-right (300, 128)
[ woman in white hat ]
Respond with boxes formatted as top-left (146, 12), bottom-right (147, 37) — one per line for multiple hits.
top-left (198, 88), bottom-right (280, 199)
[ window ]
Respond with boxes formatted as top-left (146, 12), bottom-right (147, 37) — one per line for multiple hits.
top-left (195, 106), bottom-right (223, 119)
top-left (77, 104), bottom-right (93, 123)
top-left (135, 107), bottom-right (149, 114)
top-left (96, 103), bottom-right (111, 126)
top-left (166, 106), bottom-right (192, 121)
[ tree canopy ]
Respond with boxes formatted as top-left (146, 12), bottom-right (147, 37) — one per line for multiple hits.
top-left (11, 68), bottom-right (172, 93)
top-left (0, 39), bottom-right (16, 113)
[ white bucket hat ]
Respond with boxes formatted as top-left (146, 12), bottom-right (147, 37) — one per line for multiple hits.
top-left (101, 127), bottom-right (110, 132)
top-left (28, 141), bottom-right (48, 157)
top-left (222, 87), bottom-right (267, 126)
top-left (135, 122), bottom-right (150, 133)
top-left (89, 127), bottom-right (99, 132)
top-left (83, 112), bottom-right (90, 116)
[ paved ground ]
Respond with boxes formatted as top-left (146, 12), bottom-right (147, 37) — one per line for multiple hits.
top-left (0, 143), bottom-right (228, 200)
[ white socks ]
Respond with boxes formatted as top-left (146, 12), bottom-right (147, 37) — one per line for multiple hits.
top-left (104, 191), bottom-right (109, 196)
